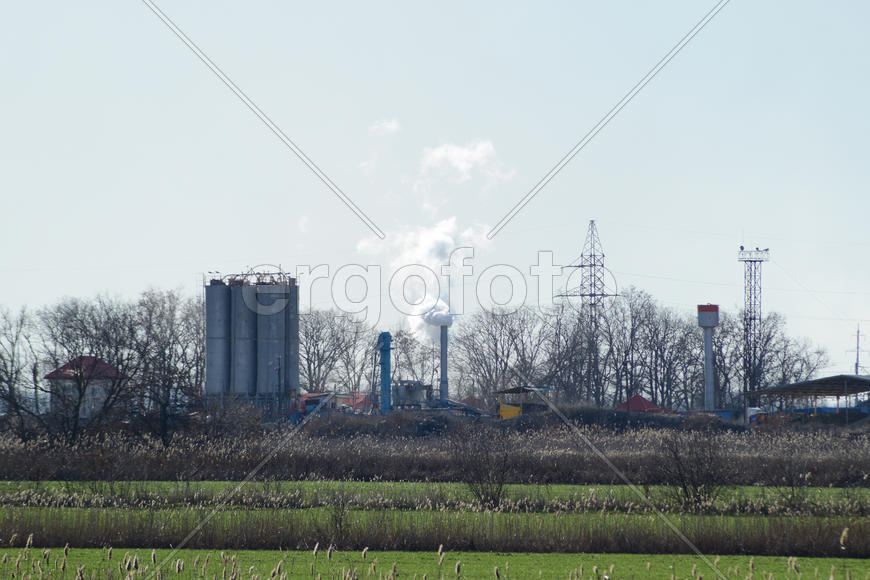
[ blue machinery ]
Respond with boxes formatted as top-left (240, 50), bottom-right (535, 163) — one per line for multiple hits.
top-left (377, 331), bottom-right (391, 414)
top-left (375, 329), bottom-right (491, 417)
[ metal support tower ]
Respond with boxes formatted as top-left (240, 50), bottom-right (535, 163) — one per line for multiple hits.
top-left (737, 247), bottom-right (769, 406)
top-left (560, 220), bottom-right (617, 404)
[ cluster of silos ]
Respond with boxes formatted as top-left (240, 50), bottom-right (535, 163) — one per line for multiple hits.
top-left (205, 276), bottom-right (299, 398)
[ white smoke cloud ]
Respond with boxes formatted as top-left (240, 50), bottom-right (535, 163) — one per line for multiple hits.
top-left (413, 140), bottom-right (515, 215)
top-left (358, 218), bottom-right (489, 342)
top-left (422, 299), bottom-right (452, 327)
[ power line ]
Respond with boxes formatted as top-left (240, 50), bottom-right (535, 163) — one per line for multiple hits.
top-left (613, 269), bottom-right (870, 297)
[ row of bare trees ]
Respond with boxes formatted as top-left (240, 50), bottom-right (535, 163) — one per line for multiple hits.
top-left (450, 288), bottom-right (828, 409)
top-left (296, 288), bottom-right (827, 411)
top-left (1, 286), bottom-right (828, 439)
top-left (0, 298), bottom-right (392, 440)
top-left (298, 310), bottom-right (378, 393)
top-left (0, 290), bottom-right (203, 441)
top-left (298, 313), bottom-right (444, 393)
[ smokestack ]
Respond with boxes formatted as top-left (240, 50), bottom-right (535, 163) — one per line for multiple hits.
top-left (440, 325), bottom-right (448, 402)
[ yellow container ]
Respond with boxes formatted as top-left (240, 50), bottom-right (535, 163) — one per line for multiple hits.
top-left (499, 403), bottom-right (521, 420)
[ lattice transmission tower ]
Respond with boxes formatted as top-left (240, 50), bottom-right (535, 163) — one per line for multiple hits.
top-left (738, 246), bottom-right (769, 405)
top-left (559, 220), bottom-right (617, 404)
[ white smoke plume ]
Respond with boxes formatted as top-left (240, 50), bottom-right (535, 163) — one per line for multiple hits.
top-left (358, 217), bottom-right (488, 342)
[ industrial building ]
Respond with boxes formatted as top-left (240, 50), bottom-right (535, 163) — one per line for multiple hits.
top-left (372, 327), bottom-right (490, 417)
top-left (205, 269), bottom-right (299, 414)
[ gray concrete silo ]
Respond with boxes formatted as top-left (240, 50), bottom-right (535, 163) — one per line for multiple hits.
top-left (230, 283), bottom-right (258, 396)
top-left (285, 283), bottom-right (300, 394)
top-left (205, 270), bottom-right (300, 410)
top-left (205, 280), bottom-right (231, 395)
top-left (256, 283), bottom-right (290, 395)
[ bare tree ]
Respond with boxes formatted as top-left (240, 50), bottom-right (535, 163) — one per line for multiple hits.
top-left (0, 307), bottom-right (41, 438)
top-left (711, 312), bottom-right (743, 408)
top-left (134, 289), bottom-right (204, 444)
top-left (505, 307), bottom-right (549, 386)
top-left (602, 288), bottom-right (654, 406)
top-left (540, 305), bottom-right (587, 404)
top-left (391, 329), bottom-right (438, 385)
top-left (453, 309), bottom-right (521, 405)
top-left (641, 306), bottom-right (682, 407)
top-left (299, 310), bottom-right (351, 392)
top-left (334, 318), bottom-right (377, 392)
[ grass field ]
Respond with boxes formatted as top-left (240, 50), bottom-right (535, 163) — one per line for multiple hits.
top-left (1, 480), bottom-right (867, 516)
top-left (3, 480), bottom-right (869, 501)
top-left (2, 548), bottom-right (869, 579)
top-left (1, 505), bottom-right (865, 556)
top-left (3, 411), bottom-right (868, 577)
top-left (1, 480), bottom-right (867, 556)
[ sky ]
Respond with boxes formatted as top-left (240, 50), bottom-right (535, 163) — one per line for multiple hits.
top-left (1, 1), bottom-right (869, 376)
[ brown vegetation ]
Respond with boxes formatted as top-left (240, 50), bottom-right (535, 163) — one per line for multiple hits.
top-left (0, 421), bottom-right (866, 487)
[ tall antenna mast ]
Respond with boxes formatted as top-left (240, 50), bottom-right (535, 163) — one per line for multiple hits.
top-left (849, 324), bottom-right (868, 375)
top-left (737, 246), bottom-right (769, 405)
top-left (560, 220), bottom-right (617, 404)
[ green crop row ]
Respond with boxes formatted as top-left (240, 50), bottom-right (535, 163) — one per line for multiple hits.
top-left (0, 506), bottom-right (865, 557)
top-left (2, 547), bottom-right (869, 579)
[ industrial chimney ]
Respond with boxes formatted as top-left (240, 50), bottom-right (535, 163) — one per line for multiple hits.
top-left (697, 304), bottom-right (719, 412)
top-left (439, 325), bottom-right (448, 402)
top-left (377, 332), bottom-right (392, 415)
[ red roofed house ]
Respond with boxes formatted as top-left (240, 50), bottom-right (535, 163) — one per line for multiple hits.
top-left (45, 356), bottom-right (127, 420)
top-left (615, 394), bottom-right (662, 413)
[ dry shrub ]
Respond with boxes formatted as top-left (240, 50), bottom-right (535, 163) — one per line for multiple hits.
top-left (651, 429), bottom-right (728, 509)
top-left (449, 425), bottom-right (512, 509)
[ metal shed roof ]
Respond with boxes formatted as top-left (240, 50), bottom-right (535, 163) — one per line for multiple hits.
top-left (495, 386), bottom-right (551, 395)
top-left (754, 374), bottom-right (870, 398)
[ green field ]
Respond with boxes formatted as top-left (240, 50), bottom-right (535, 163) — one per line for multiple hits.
top-left (2, 548), bottom-right (869, 579)
top-left (1, 480), bottom-right (867, 557)
top-left (1, 480), bottom-right (866, 516)
top-left (1, 505), bottom-right (866, 556)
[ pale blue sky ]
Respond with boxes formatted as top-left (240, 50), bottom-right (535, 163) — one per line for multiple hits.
top-left (2, 1), bottom-right (869, 374)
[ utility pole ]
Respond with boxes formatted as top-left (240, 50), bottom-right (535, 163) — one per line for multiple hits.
top-left (846, 325), bottom-right (868, 374)
top-left (559, 220), bottom-right (617, 405)
top-left (846, 325), bottom-right (869, 410)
